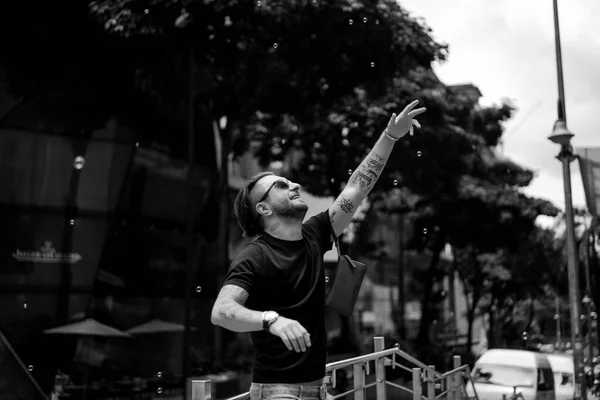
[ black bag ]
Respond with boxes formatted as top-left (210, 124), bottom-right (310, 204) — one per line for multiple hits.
top-left (325, 233), bottom-right (367, 317)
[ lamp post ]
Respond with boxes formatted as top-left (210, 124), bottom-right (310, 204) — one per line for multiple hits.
top-left (548, 1), bottom-right (586, 399)
top-left (175, 10), bottom-right (196, 400)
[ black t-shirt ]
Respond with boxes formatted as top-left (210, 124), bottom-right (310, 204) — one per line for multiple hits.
top-left (223, 210), bottom-right (333, 383)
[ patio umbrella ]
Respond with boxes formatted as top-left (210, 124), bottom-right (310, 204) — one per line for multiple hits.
top-left (44, 318), bottom-right (131, 399)
top-left (125, 319), bottom-right (193, 335)
top-left (44, 318), bottom-right (131, 338)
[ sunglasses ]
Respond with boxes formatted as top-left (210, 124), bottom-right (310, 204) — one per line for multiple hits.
top-left (257, 179), bottom-right (291, 205)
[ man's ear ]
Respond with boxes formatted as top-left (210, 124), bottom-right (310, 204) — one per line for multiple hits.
top-left (256, 202), bottom-right (272, 217)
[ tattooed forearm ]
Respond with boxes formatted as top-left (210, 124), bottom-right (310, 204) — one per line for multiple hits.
top-left (330, 129), bottom-right (398, 236)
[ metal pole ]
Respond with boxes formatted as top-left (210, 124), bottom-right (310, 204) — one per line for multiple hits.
top-left (398, 214), bottom-right (406, 340)
top-left (558, 150), bottom-right (586, 400)
top-left (553, 0), bottom-right (567, 122)
top-left (555, 295), bottom-right (562, 349)
top-left (552, 1), bottom-right (586, 399)
top-left (183, 44), bottom-right (196, 400)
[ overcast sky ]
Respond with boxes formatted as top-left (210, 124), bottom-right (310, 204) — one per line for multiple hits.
top-left (399, 0), bottom-right (600, 212)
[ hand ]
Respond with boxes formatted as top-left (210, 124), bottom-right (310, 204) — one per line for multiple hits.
top-left (386, 100), bottom-right (426, 139)
top-left (268, 316), bottom-right (312, 353)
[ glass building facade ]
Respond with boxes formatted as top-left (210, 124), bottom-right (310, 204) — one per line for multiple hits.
top-left (0, 93), bottom-right (354, 398)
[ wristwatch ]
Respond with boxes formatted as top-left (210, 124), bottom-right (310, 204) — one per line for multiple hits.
top-left (262, 311), bottom-right (279, 331)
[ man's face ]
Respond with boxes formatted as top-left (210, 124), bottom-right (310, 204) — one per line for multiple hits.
top-left (252, 175), bottom-right (308, 220)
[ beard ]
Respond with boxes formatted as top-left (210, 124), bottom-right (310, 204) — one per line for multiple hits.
top-left (272, 200), bottom-right (308, 220)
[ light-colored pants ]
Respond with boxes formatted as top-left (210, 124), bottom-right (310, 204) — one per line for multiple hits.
top-left (249, 382), bottom-right (333, 400)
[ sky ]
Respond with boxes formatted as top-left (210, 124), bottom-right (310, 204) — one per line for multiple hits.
top-left (398, 0), bottom-right (600, 213)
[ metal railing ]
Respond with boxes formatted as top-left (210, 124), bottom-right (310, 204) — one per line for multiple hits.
top-left (187, 337), bottom-right (479, 400)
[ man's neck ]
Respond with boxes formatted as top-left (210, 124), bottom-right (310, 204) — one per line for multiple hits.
top-left (264, 218), bottom-right (303, 241)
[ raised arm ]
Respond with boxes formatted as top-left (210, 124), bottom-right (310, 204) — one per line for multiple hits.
top-left (329, 100), bottom-right (426, 237)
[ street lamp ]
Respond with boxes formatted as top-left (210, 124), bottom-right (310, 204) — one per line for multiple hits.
top-left (176, 9), bottom-right (196, 400)
top-left (548, 1), bottom-right (586, 399)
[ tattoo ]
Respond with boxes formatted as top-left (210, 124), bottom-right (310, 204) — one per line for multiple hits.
top-left (219, 309), bottom-right (235, 320)
top-left (338, 197), bottom-right (354, 214)
top-left (366, 157), bottom-right (384, 171)
top-left (215, 284), bottom-right (249, 321)
top-left (351, 171), bottom-right (373, 189)
top-left (365, 169), bottom-right (378, 180)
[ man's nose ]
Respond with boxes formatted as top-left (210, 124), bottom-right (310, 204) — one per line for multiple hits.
top-left (290, 182), bottom-right (302, 191)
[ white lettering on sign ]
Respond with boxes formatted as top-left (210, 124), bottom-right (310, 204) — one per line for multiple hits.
top-left (12, 241), bottom-right (82, 264)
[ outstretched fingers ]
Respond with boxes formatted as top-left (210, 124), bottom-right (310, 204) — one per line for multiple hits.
top-left (403, 100), bottom-right (420, 113)
top-left (408, 107), bottom-right (427, 118)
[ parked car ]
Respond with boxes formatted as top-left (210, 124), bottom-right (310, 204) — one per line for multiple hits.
top-left (466, 349), bottom-right (556, 400)
top-left (546, 354), bottom-right (574, 400)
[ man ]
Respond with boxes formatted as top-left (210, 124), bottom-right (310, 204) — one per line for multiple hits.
top-left (211, 100), bottom-right (425, 400)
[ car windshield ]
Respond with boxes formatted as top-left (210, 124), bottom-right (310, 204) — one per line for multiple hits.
top-left (473, 364), bottom-right (536, 388)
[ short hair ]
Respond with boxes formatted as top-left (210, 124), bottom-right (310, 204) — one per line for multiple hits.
top-left (233, 172), bottom-right (274, 237)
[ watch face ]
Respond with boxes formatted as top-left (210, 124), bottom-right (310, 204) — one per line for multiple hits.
top-left (265, 311), bottom-right (278, 321)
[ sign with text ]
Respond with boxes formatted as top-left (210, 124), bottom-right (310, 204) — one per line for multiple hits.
top-left (12, 241), bottom-right (82, 264)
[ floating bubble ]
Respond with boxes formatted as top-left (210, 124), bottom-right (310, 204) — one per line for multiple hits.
top-left (73, 156), bottom-right (85, 170)
top-left (348, 169), bottom-right (353, 175)
top-left (348, 19), bottom-right (354, 25)
top-left (521, 332), bottom-right (529, 340)
top-left (256, 0), bottom-right (262, 7)
top-left (69, 219), bottom-right (75, 226)
top-left (423, 228), bottom-right (428, 234)
top-left (23, 303), bottom-right (27, 309)
top-left (224, 16), bottom-right (232, 27)
top-left (330, 178), bottom-right (335, 183)
top-left (135, 142), bottom-right (140, 148)
top-left (370, 62), bottom-right (375, 67)
top-left (157, 387), bottom-right (163, 394)
top-left (144, 9), bottom-right (150, 14)
top-left (28, 365), bottom-right (33, 372)
top-left (342, 139), bottom-right (350, 146)
top-left (281, 139), bottom-right (286, 145)
top-left (417, 151), bottom-right (422, 157)
top-left (325, 277), bottom-right (329, 283)
top-left (157, 371), bottom-right (163, 378)
top-left (195, 286), bottom-right (202, 293)
top-left (393, 179), bottom-right (398, 186)
top-left (273, 43), bottom-right (278, 49)
top-left (363, 17), bottom-right (367, 23)
top-left (554, 314), bottom-right (559, 320)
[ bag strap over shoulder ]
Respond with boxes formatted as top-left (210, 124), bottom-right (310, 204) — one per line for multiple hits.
top-left (331, 223), bottom-right (341, 258)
